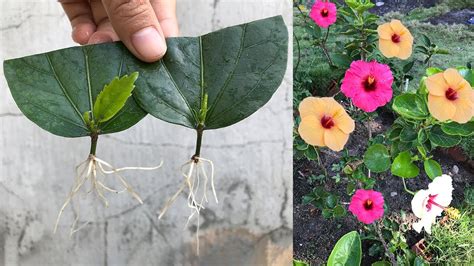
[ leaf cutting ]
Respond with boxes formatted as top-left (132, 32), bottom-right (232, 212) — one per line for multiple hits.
top-left (3, 16), bottom-right (288, 246)
top-left (3, 46), bottom-right (161, 234)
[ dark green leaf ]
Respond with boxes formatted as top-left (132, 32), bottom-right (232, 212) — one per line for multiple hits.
top-left (332, 53), bottom-right (352, 68)
top-left (333, 205), bottom-right (346, 217)
top-left (326, 194), bottom-right (338, 208)
top-left (327, 231), bottom-right (362, 266)
top-left (391, 151), bottom-right (419, 178)
top-left (364, 144), bottom-right (391, 173)
top-left (429, 125), bottom-right (462, 147)
top-left (392, 94), bottom-right (429, 120)
top-left (131, 16), bottom-right (288, 130)
top-left (4, 44), bottom-right (147, 137)
top-left (424, 159), bottom-right (442, 180)
top-left (93, 72), bottom-right (139, 123)
top-left (402, 61), bottom-right (415, 73)
top-left (400, 127), bottom-right (417, 142)
top-left (441, 121), bottom-right (474, 137)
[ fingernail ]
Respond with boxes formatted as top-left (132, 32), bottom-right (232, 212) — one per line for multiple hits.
top-left (131, 27), bottom-right (166, 61)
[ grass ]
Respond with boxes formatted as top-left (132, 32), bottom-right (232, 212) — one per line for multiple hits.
top-left (425, 205), bottom-right (474, 264)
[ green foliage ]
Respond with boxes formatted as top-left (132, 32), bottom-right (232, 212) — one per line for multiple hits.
top-left (425, 206), bottom-right (474, 265)
top-left (423, 159), bottom-right (442, 180)
top-left (93, 72), bottom-right (139, 124)
top-left (293, 259), bottom-right (309, 266)
top-left (391, 151), bottom-right (419, 178)
top-left (132, 16), bottom-right (288, 130)
top-left (327, 231), bottom-right (362, 266)
top-left (302, 186), bottom-right (347, 219)
top-left (3, 44), bottom-right (147, 137)
top-left (364, 144), bottom-right (391, 173)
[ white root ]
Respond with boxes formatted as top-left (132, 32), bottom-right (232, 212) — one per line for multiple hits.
top-left (53, 155), bottom-right (162, 235)
top-left (158, 156), bottom-right (218, 254)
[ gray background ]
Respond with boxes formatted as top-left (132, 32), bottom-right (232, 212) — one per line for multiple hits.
top-left (0, 0), bottom-right (292, 265)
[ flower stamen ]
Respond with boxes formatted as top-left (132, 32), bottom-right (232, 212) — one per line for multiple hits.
top-left (320, 8), bottom-right (329, 17)
top-left (363, 75), bottom-right (377, 91)
top-left (426, 194), bottom-right (446, 211)
top-left (320, 115), bottom-right (335, 129)
top-left (445, 88), bottom-right (458, 101)
top-left (391, 34), bottom-right (401, 43)
top-left (364, 199), bottom-right (373, 210)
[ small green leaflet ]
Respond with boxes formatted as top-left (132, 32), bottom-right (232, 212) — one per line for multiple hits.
top-left (93, 72), bottom-right (139, 123)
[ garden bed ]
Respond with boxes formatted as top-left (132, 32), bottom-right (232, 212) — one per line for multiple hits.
top-left (293, 0), bottom-right (474, 264)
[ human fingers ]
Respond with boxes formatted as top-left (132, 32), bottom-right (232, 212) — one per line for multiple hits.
top-left (59, 0), bottom-right (96, 44)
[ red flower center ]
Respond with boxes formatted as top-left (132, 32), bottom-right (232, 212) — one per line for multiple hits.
top-left (426, 194), bottom-right (445, 211)
top-left (391, 34), bottom-right (401, 43)
top-left (321, 8), bottom-right (329, 17)
top-left (320, 115), bottom-right (335, 129)
top-left (363, 199), bottom-right (373, 210)
top-left (445, 88), bottom-right (458, 101)
top-left (363, 75), bottom-right (377, 91)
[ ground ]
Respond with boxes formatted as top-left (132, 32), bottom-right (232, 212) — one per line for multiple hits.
top-left (293, 0), bottom-right (474, 264)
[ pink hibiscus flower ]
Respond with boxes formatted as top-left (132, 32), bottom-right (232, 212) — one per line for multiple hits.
top-left (309, 1), bottom-right (337, 28)
top-left (349, 189), bottom-right (385, 224)
top-left (341, 60), bottom-right (394, 112)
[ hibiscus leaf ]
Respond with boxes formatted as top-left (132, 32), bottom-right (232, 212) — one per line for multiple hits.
top-left (130, 15), bottom-right (288, 130)
top-left (428, 125), bottom-right (462, 147)
top-left (423, 159), bottom-right (442, 180)
top-left (441, 121), bottom-right (474, 137)
top-left (3, 44), bottom-right (146, 137)
top-left (327, 231), bottom-right (362, 266)
top-left (391, 151), bottom-right (419, 179)
top-left (93, 72), bottom-right (139, 123)
top-left (364, 144), bottom-right (391, 173)
top-left (392, 94), bottom-right (429, 120)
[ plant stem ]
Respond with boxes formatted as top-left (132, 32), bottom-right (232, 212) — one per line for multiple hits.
top-left (401, 178), bottom-right (416, 196)
top-left (315, 147), bottom-right (328, 177)
top-left (320, 27), bottom-right (334, 67)
top-left (193, 125), bottom-right (204, 161)
top-left (375, 221), bottom-right (397, 266)
top-left (90, 134), bottom-right (98, 155)
top-left (294, 31), bottom-right (301, 78)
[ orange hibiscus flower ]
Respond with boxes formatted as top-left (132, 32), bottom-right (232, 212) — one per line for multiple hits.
top-left (298, 97), bottom-right (355, 151)
top-left (426, 68), bottom-right (474, 123)
top-left (377, 20), bottom-right (413, 60)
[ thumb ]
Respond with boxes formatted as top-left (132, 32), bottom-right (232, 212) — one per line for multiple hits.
top-left (102, 0), bottom-right (166, 62)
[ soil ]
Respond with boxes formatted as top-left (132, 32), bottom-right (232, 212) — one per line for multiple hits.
top-left (294, 1), bottom-right (474, 264)
top-left (293, 110), bottom-right (474, 265)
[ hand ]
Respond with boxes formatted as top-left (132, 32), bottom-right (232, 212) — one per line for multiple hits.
top-left (59, 0), bottom-right (179, 62)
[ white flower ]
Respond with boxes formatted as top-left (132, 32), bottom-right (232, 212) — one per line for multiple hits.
top-left (411, 174), bottom-right (453, 234)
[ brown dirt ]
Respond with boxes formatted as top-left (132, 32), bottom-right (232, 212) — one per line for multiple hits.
top-left (293, 109), bottom-right (474, 264)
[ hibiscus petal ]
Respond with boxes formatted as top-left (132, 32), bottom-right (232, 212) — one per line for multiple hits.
top-left (443, 68), bottom-right (464, 88)
top-left (411, 189), bottom-right (430, 218)
top-left (323, 127), bottom-right (349, 152)
top-left (299, 97), bottom-right (325, 118)
top-left (298, 116), bottom-right (325, 147)
top-left (389, 19), bottom-right (408, 35)
top-left (428, 95), bottom-right (456, 122)
top-left (377, 23), bottom-right (393, 40)
top-left (426, 73), bottom-right (448, 96)
top-left (379, 39), bottom-right (399, 58)
top-left (334, 110), bottom-right (355, 134)
top-left (397, 38), bottom-right (413, 59)
top-left (452, 91), bottom-right (474, 123)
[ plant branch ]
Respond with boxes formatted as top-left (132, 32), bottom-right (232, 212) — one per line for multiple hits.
top-left (89, 134), bottom-right (98, 155)
top-left (193, 125), bottom-right (204, 160)
top-left (401, 178), bottom-right (416, 196)
top-left (320, 27), bottom-right (334, 67)
top-left (315, 147), bottom-right (328, 177)
top-left (375, 221), bottom-right (397, 265)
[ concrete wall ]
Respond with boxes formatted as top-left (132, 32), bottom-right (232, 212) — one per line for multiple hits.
top-left (0, 0), bottom-right (292, 265)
